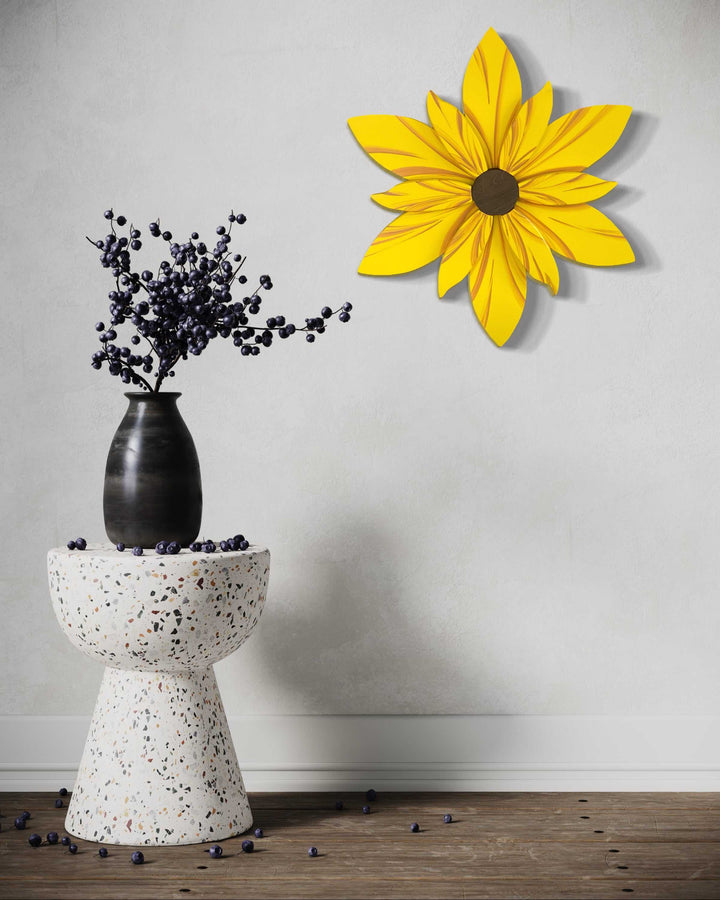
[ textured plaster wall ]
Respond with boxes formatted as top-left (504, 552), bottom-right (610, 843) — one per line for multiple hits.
top-left (1, 0), bottom-right (719, 719)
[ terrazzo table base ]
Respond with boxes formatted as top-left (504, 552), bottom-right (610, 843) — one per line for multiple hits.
top-left (48, 544), bottom-right (270, 845)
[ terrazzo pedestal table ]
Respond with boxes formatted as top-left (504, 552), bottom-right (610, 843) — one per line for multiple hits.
top-left (48, 543), bottom-right (270, 845)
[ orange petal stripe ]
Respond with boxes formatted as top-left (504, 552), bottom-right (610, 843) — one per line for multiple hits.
top-left (347, 115), bottom-right (470, 180)
top-left (517, 105), bottom-right (632, 177)
top-left (462, 28), bottom-right (522, 164)
top-left (469, 218), bottom-right (527, 345)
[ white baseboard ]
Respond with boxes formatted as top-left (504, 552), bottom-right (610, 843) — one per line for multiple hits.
top-left (1, 715), bottom-right (719, 792)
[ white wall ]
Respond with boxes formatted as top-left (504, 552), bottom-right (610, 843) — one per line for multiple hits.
top-left (1, 0), bottom-right (719, 788)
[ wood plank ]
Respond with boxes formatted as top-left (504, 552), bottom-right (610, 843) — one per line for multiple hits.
top-left (1, 878), bottom-right (719, 900)
top-left (1, 792), bottom-right (719, 900)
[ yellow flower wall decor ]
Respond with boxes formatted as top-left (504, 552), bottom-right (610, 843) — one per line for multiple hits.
top-left (348, 28), bottom-right (635, 346)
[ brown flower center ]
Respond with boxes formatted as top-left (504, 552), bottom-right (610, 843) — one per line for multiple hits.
top-left (471, 168), bottom-right (519, 216)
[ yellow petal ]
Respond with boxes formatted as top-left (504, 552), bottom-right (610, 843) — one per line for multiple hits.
top-left (501, 210), bottom-right (559, 294)
top-left (518, 105), bottom-right (632, 177)
top-left (426, 91), bottom-right (490, 177)
top-left (438, 208), bottom-right (489, 296)
top-left (358, 209), bottom-right (468, 276)
top-left (371, 178), bottom-right (472, 214)
top-left (498, 82), bottom-right (553, 173)
top-left (468, 218), bottom-right (527, 345)
top-left (462, 28), bottom-right (523, 164)
top-left (517, 201), bottom-right (635, 266)
top-left (348, 115), bottom-right (468, 180)
top-left (520, 171), bottom-right (616, 205)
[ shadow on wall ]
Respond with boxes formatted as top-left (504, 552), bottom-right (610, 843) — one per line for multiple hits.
top-left (244, 515), bottom-right (481, 717)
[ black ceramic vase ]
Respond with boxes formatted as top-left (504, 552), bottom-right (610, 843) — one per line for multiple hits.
top-left (103, 392), bottom-right (202, 547)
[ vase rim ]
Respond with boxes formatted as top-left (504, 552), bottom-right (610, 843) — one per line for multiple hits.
top-left (124, 392), bottom-right (182, 400)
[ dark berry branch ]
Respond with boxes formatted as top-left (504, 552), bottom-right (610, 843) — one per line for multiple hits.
top-left (88, 209), bottom-right (353, 391)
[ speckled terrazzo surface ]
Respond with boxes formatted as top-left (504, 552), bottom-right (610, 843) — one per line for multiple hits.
top-left (48, 544), bottom-right (270, 671)
top-left (47, 544), bottom-right (270, 845)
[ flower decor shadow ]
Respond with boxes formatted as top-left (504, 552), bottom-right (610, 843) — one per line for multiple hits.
top-left (88, 209), bottom-right (352, 393)
top-left (348, 27), bottom-right (635, 346)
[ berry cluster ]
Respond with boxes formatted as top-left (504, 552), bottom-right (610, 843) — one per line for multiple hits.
top-left (66, 537), bottom-right (87, 550)
top-left (14, 786), bottom-right (456, 865)
top-left (88, 210), bottom-right (353, 392)
top-left (67, 534), bottom-right (251, 554)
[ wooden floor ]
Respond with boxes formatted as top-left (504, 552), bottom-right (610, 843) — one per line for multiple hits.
top-left (1, 792), bottom-right (719, 899)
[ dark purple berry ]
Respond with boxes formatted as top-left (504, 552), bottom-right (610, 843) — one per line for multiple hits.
top-left (233, 534), bottom-right (245, 543)
top-left (321, 307), bottom-right (332, 318)
top-left (410, 822), bottom-right (420, 832)
top-left (132, 546), bottom-right (143, 556)
top-left (306, 333), bottom-right (315, 343)
top-left (343, 302), bottom-right (353, 312)
top-left (67, 540), bottom-right (76, 550)
top-left (104, 209), bottom-right (114, 219)
top-left (443, 813), bottom-right (453, 823)
top-left (116, 215), bottom-right (127, 226)
top-left (339, 311), bottom-right (350, 323)
top-left (75, 537), bottom-right (87, 550)
top-left (219, 540), bottom-right (229, 552)
top-left (202, 541), bottom-right (216, 553)
top-left (61, 836), bottom-right (71, 846)
top-left (55, 799), bottom-right (63, 808)
top-left (237, 213), bottom-right (247, 224)
top-left (14, 817), bottom-right (26, 829)
top-left (99, 846), bottom-right (108, 857)
top-left (366, 789), bottom-right (377, 801)
top-left (28, 833), bottom-right (42, 847)
top-left (189, 542), bottom-right (202, 552)
top-left (308, 846), bottom-right (318, 857)
top-left (47, 832), bottom-right (59, 844)
top-left (254, 827), bottom-right (263, 838)
top-left (362, 806), bottom-right (370, 815)
top-left (21, 812), bottom-right (30, 820)
top-left (95, 322), bottom-right (105, 332)
top-left (241, 839), bottom-right (254, 853)
top-left (209, 844), bottom-right (223, 858)
top-left (166, 541), bottom-right (180, 555)
top-left (59, 787), bottom-right (68, 796)
top-left (69, 843), bottom-right (78, 854)
top-left (116, 543), bottom-right (125, 552)
top-left (239, 540), bottom-right (249, 551)
top-left (131, 850), bottom-right (144, 864)
top-left (155, 541), bottom-right (168, 555)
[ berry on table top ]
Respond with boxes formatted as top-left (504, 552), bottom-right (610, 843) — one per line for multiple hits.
top-left (132, 546), bottom-right (143, 556)
top-left (99, 846), bottom-right (109, 857)
top-left (14, 817), bottom-right (26, 829)
top-left (55, 799), bottom-right (63, 808)
top-left (75, 537), bottom-right (87, 550)
top-left (131, 850), bottom-right (144, 864)
top-left (362, 806), bottom-right (370, 815)
top-left (58, 787), bottom-right (68, 796)
top-left (410, 822), bottom-right (420, 832)
top-left (308, 846), bottom-right (318, 857)
top-left (47, 832), bottom-right (59, 844)
top-left (209, 844), bottom-right (222, 858)
top-left (241, 839), bottom-right (254, 853)
top-left (28, 833), bottom-right (42, 848)
top-left (366, 789), bottom-right (377, 801)
top-left (254, 827), bottom-right (263, 838)
top-left (61, 836), bottom-right (71, 846)
top-left (443, 813), bottom-right (453, 823)
top-left (69, 843), bottom-right (78, 854)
